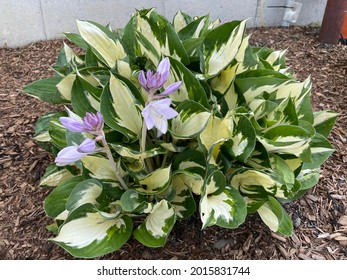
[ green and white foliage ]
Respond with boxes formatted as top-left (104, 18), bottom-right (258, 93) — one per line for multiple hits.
top-left (24, 8), bottom-right (337, 258)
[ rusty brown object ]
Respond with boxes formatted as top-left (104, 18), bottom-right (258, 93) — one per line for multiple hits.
top-left (319, 0), bottom-right (347, 44)
top-left (341, 13), bottom-right (347, 38)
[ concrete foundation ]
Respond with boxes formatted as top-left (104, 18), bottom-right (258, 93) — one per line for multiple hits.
top-left (0, 0), bottom-right (327, 48)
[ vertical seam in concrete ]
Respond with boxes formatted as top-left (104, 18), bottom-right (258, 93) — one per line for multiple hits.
top-left (162, 0), bottom-right (166, 20)
top-left (254, 0), bottom-right (261, 27)
top-left (39, 0), bottom-right (48, 40)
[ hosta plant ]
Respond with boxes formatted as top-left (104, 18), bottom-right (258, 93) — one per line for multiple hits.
top-left (24, 8), bottom-right (337, 258)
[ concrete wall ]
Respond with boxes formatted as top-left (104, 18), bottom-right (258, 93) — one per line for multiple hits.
top-left (0, 0), bottom-right (327, 48)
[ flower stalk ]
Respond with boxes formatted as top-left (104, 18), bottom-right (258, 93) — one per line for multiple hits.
top-left (100, 135), bottom-right (128, 190)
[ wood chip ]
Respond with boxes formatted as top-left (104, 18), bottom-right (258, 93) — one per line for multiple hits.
top-left (271, 232), bottom-right (287, 242)
top-left (338, 216), bottom-right (347, 226)
top-left (298, 253), bottom-right (312, 260)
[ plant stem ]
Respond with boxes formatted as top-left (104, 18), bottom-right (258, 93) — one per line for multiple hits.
top-left (140, 121), bottom-right (147, 153)
top-left (140, 120), bottom-right (154, 173)
top-left (101, 136), bottom-right (128, 190)
top-left (161, 152), bottom-right (169, 167)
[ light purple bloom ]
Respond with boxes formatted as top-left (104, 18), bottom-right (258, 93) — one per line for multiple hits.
top-left (138, 57), bottom-right (181, 97)
top-left (142, 98), bottom-right (178, 137)
top-left (59, 112), bottom-right (104, 135)
top-left (55, 138), bottom-right (97, 166)
top-left (157, 81), bottom-right (182, 98)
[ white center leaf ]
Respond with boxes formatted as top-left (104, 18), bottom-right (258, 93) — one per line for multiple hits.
top-left (133, 200), bottom-right (176, 247)
top-left (200, 171), bottom-right (247, 229)
top-left (53, 212), bottom-right (125, 249)
top-left (77, 20), bottom-right (126, 68)
top-left (109, 74), bottom-right (142, 136)
top-left (145, 200), bottom-right (176, 238)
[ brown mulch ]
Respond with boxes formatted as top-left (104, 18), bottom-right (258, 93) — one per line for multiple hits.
top-left (1, 26), bottom-right (346, 260)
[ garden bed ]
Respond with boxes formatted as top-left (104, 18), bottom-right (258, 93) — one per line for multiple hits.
top-left (0, 26), bottom-right (346, 260)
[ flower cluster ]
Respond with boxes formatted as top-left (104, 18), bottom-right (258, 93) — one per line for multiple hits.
top-left (55, 112), bottom-right (104, 166)
top-left (139, 57), bottom-right (181, 137)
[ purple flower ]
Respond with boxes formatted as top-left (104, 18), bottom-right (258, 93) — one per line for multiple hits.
top-left (138, 57), bottom-right (182, 97)
top-left (55, 138), bottom-right (97, 166)
top-left (59, 112), bottom-right (104, 135)
top-left (142, 98), bottom-right (178, 137)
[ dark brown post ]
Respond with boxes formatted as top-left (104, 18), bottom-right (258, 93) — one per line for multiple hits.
top-left (319, 0), bottom-right (347, 44)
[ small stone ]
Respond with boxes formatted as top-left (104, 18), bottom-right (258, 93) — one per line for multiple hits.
top-left (293, 217), bottom-right (301, 228)
top-left (213, 238), bottom-right (235, 250)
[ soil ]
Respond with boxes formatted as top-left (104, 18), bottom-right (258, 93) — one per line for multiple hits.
top-left (1, 26), bottom-right (346, 260)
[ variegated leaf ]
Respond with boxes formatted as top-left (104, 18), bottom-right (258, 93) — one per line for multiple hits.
top-left (210, 63), bottom-right (238, 95)
top-left (63, 42), bottom-right (83, 64)
top-left (76, 20), bottom-right (126, 68)
top-left (135, 166), bottom-right (171, 195)
top-left (235, 70), bottom-right (290, 108)
top-left (52, 204), bottom-right (132, 258)
top-left (71, 78), bottom-right (97, 116)
top-left (40, 165), bottom-right (74, 187)
top-left (49, 119), bottom-right (67, 149)
top-left (257, 197), bottom-right (293, 236)
top-left (81, 156), bottom-right (124, 181)
top-left (120, 189), bottom-right (152, 214)
top-left (313, 110), bottom-right (339, 137)
top-left (133, 200), bottom-right (176, 247)
top-left (23, 76), bottom-right (65, 104)
top-left (257, 124), bottom-right (314, 160)
top-left (231, 169), bottom-right (278, 197)
top-left (66, 179), bottom-right (103, 211)
top-left (204, 20), bottom-right (247, 77)
top-left (172, 149), bottom-right (206, 195)
top-left (171, 100), bottom-right (211, 139)
top-left (275, 77), bottom-right (313, 123)
top-left (296, 167), bottom-right (320, 194)
top-left (173, 149), bottom-right (206, 173)
top-left (101, 74), bottom-right (142, 139)
top-left (56, 73), bottom-right (76, 101)
top-left (111, 144), bottom-right (166, 161)
top-left (200, 170), bottom-right (246, 229)
top-left (171, 173), bottom-right (197, 218)
top-left (217, 114), bottom-right (256, 163)
top-left (168, 57), bottom-right (208, 106)
top-left (265, 97), bottom-right (298, 129)
top-left (178, 15), bottom-right (209, 40)
top-left (303, 133), bottom-right (334, 170)
top-left (173, 10), bottom-right (191, 32)
top-left (199, 115), bottom-right (233, 153)
top-left (44, 176), bottom-right (83, 219)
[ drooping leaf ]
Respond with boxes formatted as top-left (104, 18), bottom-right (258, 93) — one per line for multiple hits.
top-left (120, 189), bottom-right (152, 214)
top-left (44, 176), bottom-right (83, 219)
top-left (313, 110), bottom-right (339, 138)
top-left (66, 179), bottom-right (103, 211)
top-left (40, 164), bottom-right (74, 187)
top-left (133, 200), bottom-right (176, 247)
top-left (171, 173), bottom-right (196, 219)
top-left (52, 204), bottom-right (132, 258)
top-left (23, 77), bottom-right (65, 104)
top-left (200, 170), bottom-right (247, 229)
top-left (257, 197), bottom-right (293, 236)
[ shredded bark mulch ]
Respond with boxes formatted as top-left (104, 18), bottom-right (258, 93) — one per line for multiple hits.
top-left (1, 26), bottom-right (346, 260)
